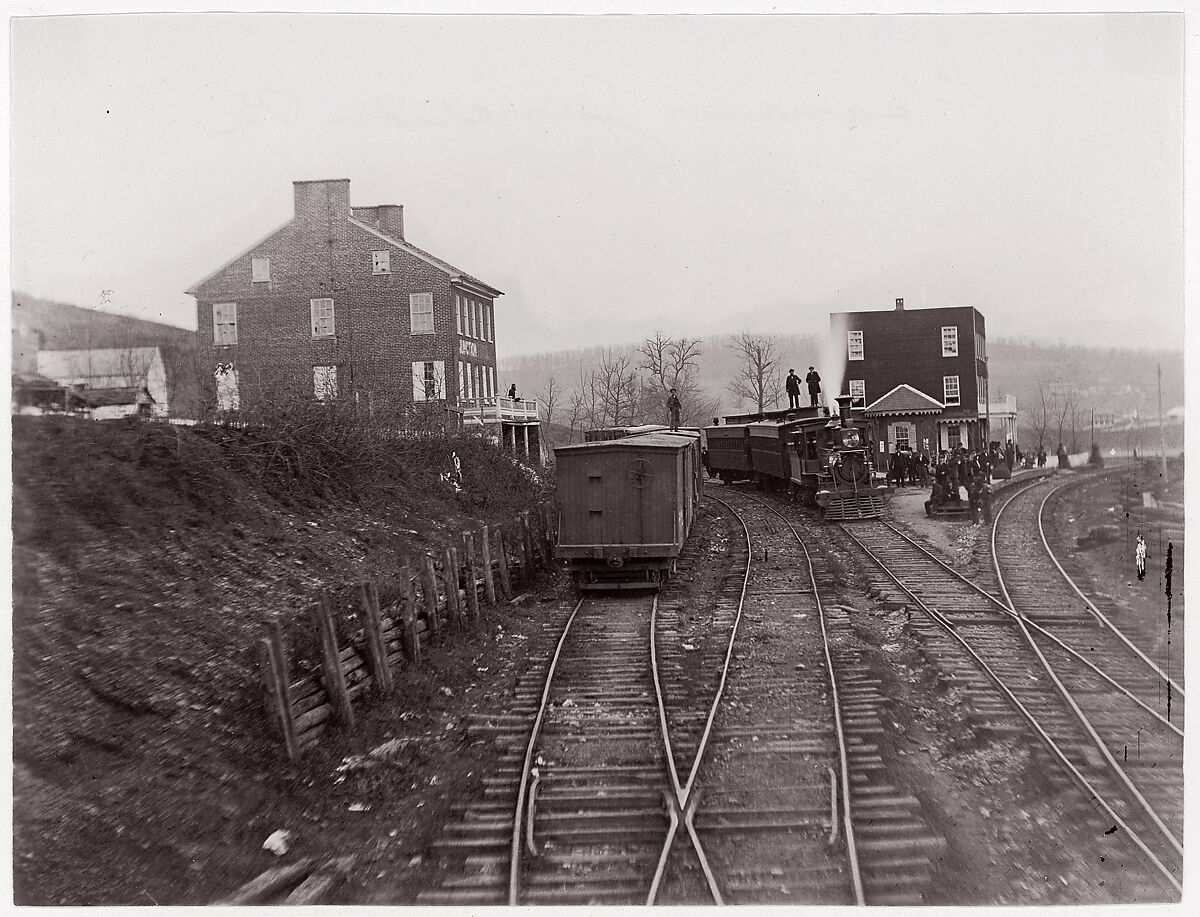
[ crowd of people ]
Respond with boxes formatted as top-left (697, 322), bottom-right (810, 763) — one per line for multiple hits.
top-left (881, 447), bottom-right (987, 517)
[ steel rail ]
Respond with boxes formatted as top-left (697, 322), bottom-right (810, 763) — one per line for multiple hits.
top-left (839, 523), bottom-right (1183, 895)
top-left (877, 508), bottom-right (1182, 740)
top-left (506, 596), bottom-right (588, 906)
top-left (991, 483), bottom-right (1183, 859)
top-left (645, 496), bottom-right (753, 904)
top-left (732, 491), bottom-right (865, 905)
top-left (1035, 479), bottom-right (1183, 698)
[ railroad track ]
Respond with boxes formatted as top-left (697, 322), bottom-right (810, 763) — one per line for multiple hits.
top-left (1038, 468), bottom-right (1184, 693)
top-left (709, 489), bottom-right (945, 904)
top-left (835, 476), bottom-right (1182, 899)
top-left (420, 500), bottom-right (752, 904)
top-left (423, 491), bottom-right (901, 905)
top-left (991, 477), bottom-right (1184, 858)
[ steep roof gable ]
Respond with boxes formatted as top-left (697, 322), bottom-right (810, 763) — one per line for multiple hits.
top-left (347, 217), bottom-right (502, 297)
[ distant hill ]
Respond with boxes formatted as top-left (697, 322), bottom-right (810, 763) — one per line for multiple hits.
top-left (12, 292), bottom-right (200, 416)
top-left (12, 293), bottom-right (195, 351)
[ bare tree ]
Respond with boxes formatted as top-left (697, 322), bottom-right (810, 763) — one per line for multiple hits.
top-left (1031, 383), bottom-right (1052, 452)
top-left (636, 331), bottom-right (717, 426)
top-left (725, 332), bottom-right (784, 414)
top-left (596, 351), bottom-right (642, 427)
top-left (538, 375), bottom-right (561, 448)
top-left (1054, 383), bottom-right (1075, 452)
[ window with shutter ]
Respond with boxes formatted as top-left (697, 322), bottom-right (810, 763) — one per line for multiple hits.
top-left (213, 302), bottom-right (238, 345)
top-left (372, 250), bottom-right (390, 274)
top-left (214, 364), bottom-right (239, 410)
top-left (313, 365), bottom-right (338, 401)
top-left (310, 298), bottom-right (335, 337)
top-left (409, 292), bottom-right (434, 334)
top-left (849, 379), bottom-right (865, 406)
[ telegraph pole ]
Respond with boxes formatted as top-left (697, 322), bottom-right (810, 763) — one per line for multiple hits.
top-left (1157, 363), bottom-right (1168, 485)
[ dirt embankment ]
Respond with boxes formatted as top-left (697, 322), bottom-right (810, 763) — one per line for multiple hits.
top-left (11, 415), bottom-right (553, 905)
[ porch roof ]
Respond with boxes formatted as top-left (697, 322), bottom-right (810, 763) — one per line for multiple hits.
top-left (863, 384), bottom-right (944, 416)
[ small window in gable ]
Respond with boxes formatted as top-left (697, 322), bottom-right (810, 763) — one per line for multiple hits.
top-left (941, 325), bottom-right (959, 357)
top-left (372, 250), bottom-right (390, 274)
top-left (410, 292), bottom-right (434, 334)
top-left (213, 302), bottom-right (238, 345)
top-left (311, 298), bottom-right (335, 337)
top-left (252, 258), bottom-right (270, 282)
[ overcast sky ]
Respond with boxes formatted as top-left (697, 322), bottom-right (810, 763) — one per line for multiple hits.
top-left (8, 9), bottom-right (1185, 355)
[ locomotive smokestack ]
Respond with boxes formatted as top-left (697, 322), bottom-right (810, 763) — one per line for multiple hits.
top-left (836, 394), bottom-right (854, 426)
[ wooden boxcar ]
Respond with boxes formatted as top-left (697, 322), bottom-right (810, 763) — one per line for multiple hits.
top-left (705, 423), bottom-right (752, 482)
top-left (583, 423), bottom-right (669, 443)
top-left (554, 432), bottom-right (701, 589)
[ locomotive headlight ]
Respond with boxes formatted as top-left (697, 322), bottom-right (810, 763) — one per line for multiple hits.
top-left (841, 429), bottom-right (862, 448)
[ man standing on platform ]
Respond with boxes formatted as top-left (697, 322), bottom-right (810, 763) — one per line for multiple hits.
top-left (805, 366), bottom-right (822, 408)
top-left (667, 388), bottom-right (682, 431)
top-left (785, 369), bottom-right (802, 410)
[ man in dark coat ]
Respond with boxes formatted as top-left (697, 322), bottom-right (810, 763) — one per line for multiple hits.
top-left (1056, 443), bottom-right (1070, 470)
top-left (667, 388), bottom-right (682, 431)
top-left (805, 366), bottom-right (822, 407)
top-left (785, 369), bottom-right (802, 410)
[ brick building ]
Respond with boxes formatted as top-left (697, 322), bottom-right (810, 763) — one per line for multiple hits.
top-left (831, 299), bottom-right (989, 461)
top-left (188, 179), bottom-right (538, 452)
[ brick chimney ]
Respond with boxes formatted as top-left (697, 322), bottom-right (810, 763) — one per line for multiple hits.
top-left (350, 202), bottom-right (405, 240)
top-left (294, 179), bottom-right (351, 221)
top-left (377, 204), bottom-right (404, 240)
top-left (895, 297), bottom-right (905, 311)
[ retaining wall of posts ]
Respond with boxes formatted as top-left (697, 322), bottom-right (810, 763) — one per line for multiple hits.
top-left (254, 501), bottom-right (558, 758)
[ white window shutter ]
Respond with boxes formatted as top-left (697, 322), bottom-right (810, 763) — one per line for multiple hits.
top-left (412, 362), bottom-right (424, 402)
top-left (433, 360), bottom-right (445, 399)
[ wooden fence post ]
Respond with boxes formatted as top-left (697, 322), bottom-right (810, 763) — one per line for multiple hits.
top-left (445, 545), bottom-right (462, 630)
top-left (496, 525), bottom-right (513, 598)
top-left (399, 564), bottom-right (421, 663)
top-left (258, 619), bottom-right (298, 760)
top-left (462, 531), bottom-right (481, 623)
top-left (356, 582), bottom-right (392, 694)
top-left (520, 511), bottom-right (535, 579)
top-left (539, 503), bottom-right (554, 565)
top-left (420, 554), bottom-right (441, 640)
top-left (480, 525), bottom-right (497, 606)
top-left (309, 598), bottom-right (355, 730)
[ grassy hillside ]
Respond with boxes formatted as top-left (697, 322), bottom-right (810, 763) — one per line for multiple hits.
top-left (11, 415), bottom-right (549, 905)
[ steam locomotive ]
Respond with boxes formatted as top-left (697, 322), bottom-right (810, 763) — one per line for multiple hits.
top-left (704, 394), bottom-right (890, 520)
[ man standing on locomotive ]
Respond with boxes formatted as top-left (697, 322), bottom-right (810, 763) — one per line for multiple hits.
top-left (805, 366), bottom-right (822, 408)
top-left (667, 388), bottom-right (682, 431)
top-left (785, 369), bottom-right (802, 410)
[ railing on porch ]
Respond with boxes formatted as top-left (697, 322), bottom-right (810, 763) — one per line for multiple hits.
top-left (459, 396), bottom-right (539, 424)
